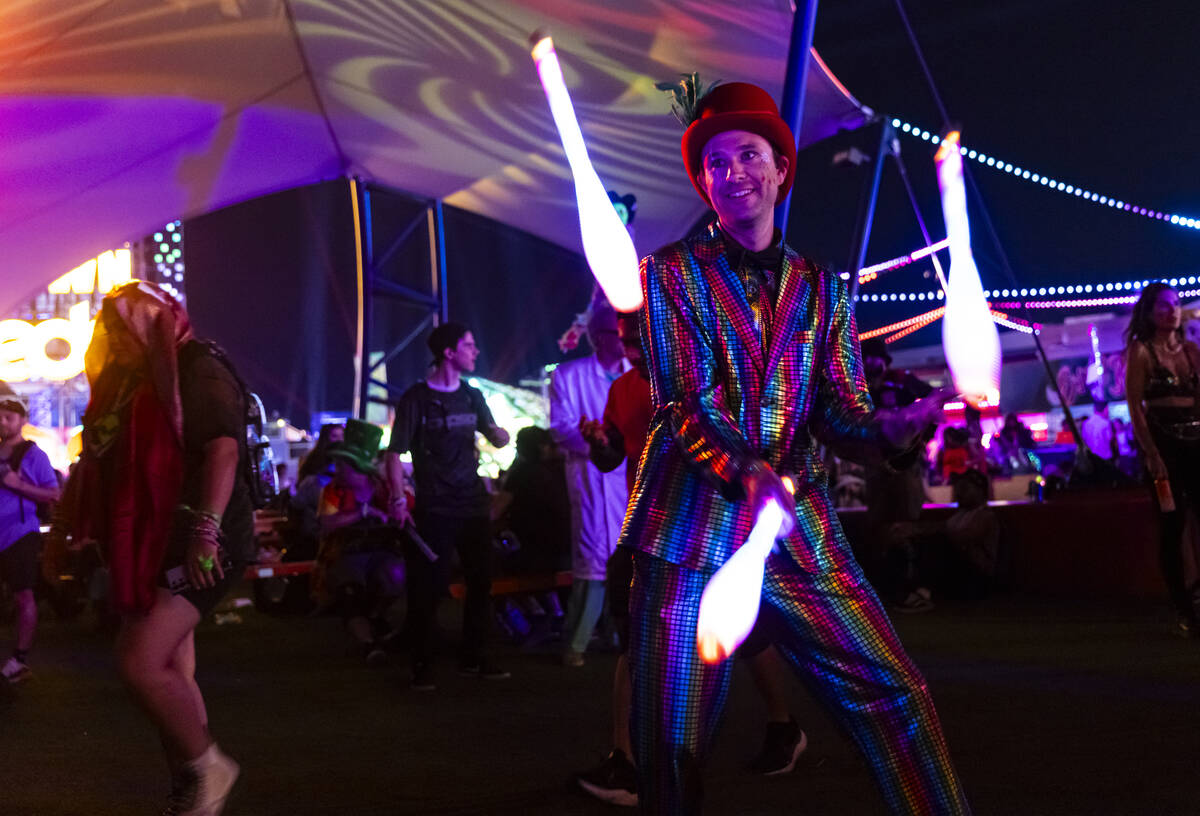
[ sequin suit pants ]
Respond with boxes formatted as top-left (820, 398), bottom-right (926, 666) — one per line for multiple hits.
top-left (628, 550), bottom-right (970, 815)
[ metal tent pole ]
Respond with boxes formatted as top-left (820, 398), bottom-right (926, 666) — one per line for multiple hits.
top-left (775, 0), bottom-right (819, 234)
top-left (350, 177), bottom-right (371, 419)
top-left (845, 120), bottom-right (894, 301)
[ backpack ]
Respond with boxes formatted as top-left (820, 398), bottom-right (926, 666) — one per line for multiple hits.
top-left (9, 439), bottom-right (55, 524)
top-left (188, 341), bottom-right (279, 510)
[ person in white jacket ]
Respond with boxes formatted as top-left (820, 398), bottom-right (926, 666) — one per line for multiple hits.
top-left (550, 299), bottom-right (631, 666)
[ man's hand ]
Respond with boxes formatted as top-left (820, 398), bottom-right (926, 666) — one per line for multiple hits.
top-left (2, 470), bottom-right (21, 491)
top-left (740, 460), bottom-right (796, 538)
top-left (579, 417), bottom-right (609, 449)
top-left (185, 519), bottom-right (223, 591)
top-left (389, 496), bottom-right (412, 526)
top-left (879, 386), bottom-right (955, 448)
top-left (362, 504), bottom-right (389, 523)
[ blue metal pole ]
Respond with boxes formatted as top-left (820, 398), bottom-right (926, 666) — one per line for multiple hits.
top-left (433, 199), bottom-right (448, 323)
top-left (847, 119), bottom-right (894, 301)
top-left (775, 0), bottom-right (820, 233)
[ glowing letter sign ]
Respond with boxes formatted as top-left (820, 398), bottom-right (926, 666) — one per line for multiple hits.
top-left (47, 249), bottom-right (132, 295)
top-left (0, 302), bottom-right (94, 382)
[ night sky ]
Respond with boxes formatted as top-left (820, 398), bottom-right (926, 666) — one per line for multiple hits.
top-left (782, 0), bottom-right (1200, 349)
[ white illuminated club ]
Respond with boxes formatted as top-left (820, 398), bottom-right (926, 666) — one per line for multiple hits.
top-left (937, 132), bottom-right (1001, 408)
top-left (530, 33), bottom-right (642, 312)
top-left (697, 495), bottom-right (788, 664)
top-left (892, 117), bottom-right (1200, 233)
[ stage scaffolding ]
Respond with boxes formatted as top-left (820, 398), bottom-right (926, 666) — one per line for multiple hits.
top-left (349, 179), bottom-right (448, 420)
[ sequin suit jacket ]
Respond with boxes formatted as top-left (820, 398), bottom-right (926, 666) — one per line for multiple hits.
top-left (621, 220), bottom-right (882, 573)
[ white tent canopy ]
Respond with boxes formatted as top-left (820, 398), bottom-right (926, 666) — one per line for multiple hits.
top-left (1, 0), bottom-right (870, 316)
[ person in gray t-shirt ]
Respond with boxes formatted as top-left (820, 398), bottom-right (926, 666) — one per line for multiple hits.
top-left (385, 322), bottom-right (510, 690)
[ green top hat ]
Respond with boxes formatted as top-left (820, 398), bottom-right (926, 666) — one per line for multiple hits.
top-left (328, 418), bottom-right (383, 475)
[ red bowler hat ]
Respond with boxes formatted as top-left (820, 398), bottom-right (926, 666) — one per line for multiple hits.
top-left (681, 82), bottom-right (797, 207)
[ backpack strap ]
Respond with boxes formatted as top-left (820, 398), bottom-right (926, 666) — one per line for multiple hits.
top-left (8, 439), bottom-right (35, 523)
top-left (9, 439), bottom-right (34, 472)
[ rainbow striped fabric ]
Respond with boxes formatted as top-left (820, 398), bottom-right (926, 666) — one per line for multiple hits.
top-left (621, 219), bottom-right (881, 572)
top-left (624, 221), bottom-right (969, 814)
top-left (628, 550), bottom-right (970, 815)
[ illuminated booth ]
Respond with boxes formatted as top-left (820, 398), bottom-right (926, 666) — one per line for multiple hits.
top-left (0, 248), bottom-right (137, 470)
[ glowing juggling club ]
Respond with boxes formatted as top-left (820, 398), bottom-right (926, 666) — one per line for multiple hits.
top-left (696, 477), bottom-right (795, 664)
top-left (936, 131), bottom-right (1001, 409)
top-left (530, 31), bottom-right (642, 312)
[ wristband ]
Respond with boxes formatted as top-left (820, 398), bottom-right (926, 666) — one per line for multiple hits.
top-left (180, 504), bottom-right (222, 527)
top-left (185, 512), bottom-right (222, 543)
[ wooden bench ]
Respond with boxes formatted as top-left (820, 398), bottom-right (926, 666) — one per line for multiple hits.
top-left (244, 560), bottom-right (572, 600)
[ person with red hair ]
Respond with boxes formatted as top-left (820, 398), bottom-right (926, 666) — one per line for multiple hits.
top-left (46, 282), bottom-right (252, 815)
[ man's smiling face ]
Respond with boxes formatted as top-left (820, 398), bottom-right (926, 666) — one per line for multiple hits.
top-left (700, 129), bottom-right (787, 228)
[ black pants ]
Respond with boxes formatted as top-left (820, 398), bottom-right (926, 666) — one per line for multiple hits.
top-left (406, 512), bottom-right (493, 666)
top-left (1152, 429), bottom-right (1200, 622)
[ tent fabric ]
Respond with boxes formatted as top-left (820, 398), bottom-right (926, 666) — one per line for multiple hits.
top-left (0, 0), bottom-right (870, 316)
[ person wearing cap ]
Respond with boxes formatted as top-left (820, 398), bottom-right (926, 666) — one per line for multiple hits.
top-left (315, 419), bottom-right (404, 666)
top-left (0, 396), bottom-right (60, 684)
top-left (385, 322), bottom-right (511, 690)
top-left (622, 81), bottom-right (969, 813)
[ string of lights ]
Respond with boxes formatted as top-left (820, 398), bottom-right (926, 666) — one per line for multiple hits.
top-left (891, 117), bottom-right (1200, 232)
top-left (989, 310), bottom-right (1040, 335)
top-left (860, 306), bottom-right (944, 340)
top-left (863, 307), bottom-right (1041, 344)
top-left (857, 273), bottom-right (1200, 305)
top-left (993, 287), bottom-right (1200, 311)
top-left (990, 296), bottom-right (1135, 311)
top-left (882, 312), bottom-right (942, 343)
top-left (843, 238), bottom-right (951, 285)
top-left (857, 290), bottom-right (945, 304)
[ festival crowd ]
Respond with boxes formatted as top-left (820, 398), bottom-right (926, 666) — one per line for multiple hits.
top-left (5, 78), bottom-right (1200, 816)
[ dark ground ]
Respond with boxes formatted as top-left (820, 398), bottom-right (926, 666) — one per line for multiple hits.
top-left (3, 589), bottom-right (1199, 815)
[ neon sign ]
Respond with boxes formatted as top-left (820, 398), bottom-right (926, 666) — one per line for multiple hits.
top-left (0, 302), bottom-right (94, 382)
top-left (48, 249), bottom-right (131, 295)
top-left (0, 248), bottom-right (132, 382)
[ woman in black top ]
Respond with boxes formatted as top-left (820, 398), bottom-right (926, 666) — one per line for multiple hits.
top-left (47, 282), bottom-right (249, 814)
top-left (1125, 282), bottom-right (1200, 636)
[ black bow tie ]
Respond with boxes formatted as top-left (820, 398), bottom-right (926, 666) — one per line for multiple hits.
top-left (744, 244), bottom-right (783, 273)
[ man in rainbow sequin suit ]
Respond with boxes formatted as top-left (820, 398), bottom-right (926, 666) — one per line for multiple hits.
top-left (622, 81), bottom-right (971, 814)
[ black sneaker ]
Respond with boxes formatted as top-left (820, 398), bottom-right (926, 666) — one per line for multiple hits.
top-left (575, 748), bottom-right (638, 807)
top-left (1, 657), bottom-right (31, 684)
top-left (458, 659), bottom-right (511, 680)
top-left (412, 663), bottom-right (436, 692)
top-left (745, 718), bottom-right (808, 776)
top-left (893, 590), bottom-right (935, 614)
